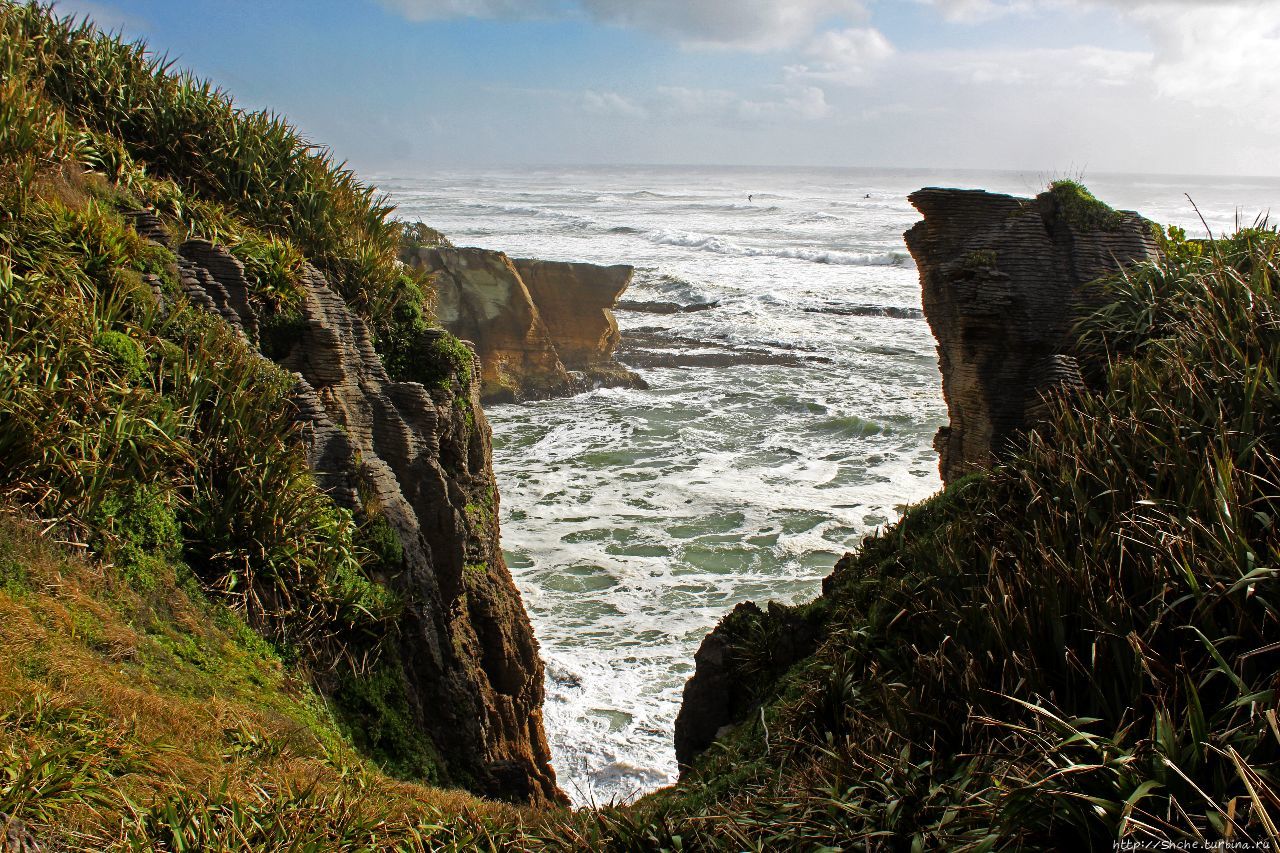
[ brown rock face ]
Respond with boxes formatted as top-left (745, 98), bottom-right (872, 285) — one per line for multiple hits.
top-left (905, 188), bottom-right (1158, 485)
top-left (403, 246), bottom-right (643, 402)
top-left (513, 258), bottom-right (641, 388)
top-left (130, 213), bottom-right (563, 804)
top-left (405, 246), bottom-right (572, 402)
top-left (1, 812), bottom-right (42, 853)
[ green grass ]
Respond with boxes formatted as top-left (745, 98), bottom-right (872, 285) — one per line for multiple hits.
top-left (656, 223), bottom-right (1280, 849)
top-left (1049, 179), bottom-right (1127, 231)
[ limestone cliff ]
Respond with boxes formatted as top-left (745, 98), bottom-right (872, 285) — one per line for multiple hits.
top-left (904, 186), bottom-right (1158, 484)
top-left (128, 213), bottom-right (564, 805)
top-left (402, 246), bottom-right (643, 402)
top-left (513, 258), bottom-right (641, 389)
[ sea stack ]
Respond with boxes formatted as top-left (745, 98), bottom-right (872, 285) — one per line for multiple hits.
top-left (402, 246), bottom-right (644, 403)
top-left (904, 186), bottom-right (1158, 484)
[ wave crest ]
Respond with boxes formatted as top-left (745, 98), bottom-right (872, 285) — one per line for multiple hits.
top-left (648, 230), bottom-right (909, 267)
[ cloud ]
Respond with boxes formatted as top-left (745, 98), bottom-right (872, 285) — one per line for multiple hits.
top-left (581, 90), bottom-right (648, 119)
top-left (921, 45), bottom-right (1152, 88)
top-left (375, 0), bottom-right (542, 20)
top-left (651, 84), bottom-right (831, 122)
top-left (787, 26), bottom-right (895, 86)
top-left (737, 85), bottom-right (831, 121)
top-left (910, 0), bottom-right (1280, 120)
top-left (377, 0), bottom-right (868, 50)
top-left (919, 0), bottom-right (1032, 22)
top-left (1126, 2), bottom-right (1280, 116)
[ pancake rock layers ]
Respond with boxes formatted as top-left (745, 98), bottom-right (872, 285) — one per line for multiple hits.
top-left (904, 187), bottom-right (1158, 485)
top-left (128, 212), bottom-right (564, 805)
top-left (403, 246), bottom-right (644, 403)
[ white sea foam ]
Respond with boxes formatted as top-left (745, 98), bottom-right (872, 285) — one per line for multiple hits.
top-left (378, 165), bottom-right (1280, 806)
top-left (647, 229), bottom-right (908, 266)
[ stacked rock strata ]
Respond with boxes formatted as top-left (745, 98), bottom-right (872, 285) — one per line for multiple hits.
top-left (403, 246), bottom-right (644, 403)
top-left (126, 212), bottom-right (564, 805)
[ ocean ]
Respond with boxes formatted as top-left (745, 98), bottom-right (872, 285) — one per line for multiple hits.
top-left (379, 166), bottom-right (1280, 805)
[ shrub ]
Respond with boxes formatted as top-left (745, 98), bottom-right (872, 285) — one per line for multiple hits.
top-left (91, 329), bottom-right (144, 382)
top-left (1049, 179), bottom-right (1125, 231)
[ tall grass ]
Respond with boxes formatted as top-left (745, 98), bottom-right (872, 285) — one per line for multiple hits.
top-left (0, 190), bottom-right (393, 672)
top-left (0, 2), bottom-right (408, 316)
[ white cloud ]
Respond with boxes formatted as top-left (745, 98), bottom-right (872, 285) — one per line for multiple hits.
top-left (920, 45), bottom-right (1152, 88)
top-left (50, 0), bottom-right (148, 32)
top-left (377, 0), bottom-right (868, 50)
top-left (788, 26), bottom-right (895, 85)
top-left (737, 85), bottom-right (831, 120)
top-left (920, 0), bottom-right (1032, 22)
top-left (581, 89), bottom-right (648, 118)
top-left (375, 0), bottom-right (542, 20)
top-left (569, 84), bottom-right (833, 124)
top-left (1127, 2), bottom-right (1280, 117)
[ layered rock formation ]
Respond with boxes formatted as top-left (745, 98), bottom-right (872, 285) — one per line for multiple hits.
top-left (674, 598), bottom-right (825, 773)
top-left (127, 213), bottom-right (563, 805)
top-left (905, 187), bottom-right (1158, 484)
top-left (402, 246), bottom-right (643, 403)
top-left (514, 258), bottom-right (639, 389)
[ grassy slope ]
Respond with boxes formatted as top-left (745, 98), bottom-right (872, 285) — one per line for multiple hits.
top-left (0, 515), bottom-right (535, 850)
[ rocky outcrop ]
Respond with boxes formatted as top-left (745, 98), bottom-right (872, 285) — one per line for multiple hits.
top-left (514, 258), bottom-right (640, 389)
top-left (1, 813), bottom-right (42, 853)
top-left (402, 246), bottom-right (642, 403)
top-left (674, 599), bottom-right (824, 774)
top-left (905, 188), bottom-right (1158, 485)
top-left (129, 213), bottom-right (563, 805)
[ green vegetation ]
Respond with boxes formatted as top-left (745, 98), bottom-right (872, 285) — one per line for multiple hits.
top-left (647, 223), bottom-right (1280, 848)
top-left (961, 248), bottom-right (998, 270)
top-left (1049, 178), bottom-right (1127, 231)
top-left (0, 516), bottom-right (536, 850)
top-left (401, 221), bottom-right (454, 250)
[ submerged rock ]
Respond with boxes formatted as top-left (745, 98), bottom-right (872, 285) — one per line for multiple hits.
top-left (905, 187), bottom-right (1157, 484)
top-left (616, 299), bottom-right (720, 314)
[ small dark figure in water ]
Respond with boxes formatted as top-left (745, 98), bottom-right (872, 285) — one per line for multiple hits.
top-left (748, 194), bottom-right (753, 203)
top-left (864, 193), bottom-right (871, 199)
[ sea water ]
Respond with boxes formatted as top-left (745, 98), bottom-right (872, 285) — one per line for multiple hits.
top-left (380, 166), bottom-right (1280, 805)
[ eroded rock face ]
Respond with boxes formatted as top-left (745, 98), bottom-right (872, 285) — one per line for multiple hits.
top-left (404, 247), bottom-right (572, 402)
top-left (513, 258), bottom-right (643, 389)
top-left (1, 813), bottom-right (42, 853)
top-left (905, 188), bottom-right (1158, 484)
top-left (130, 213), bottom-right (563, 805)
top-left (403, 247), bottom-right (642, 402)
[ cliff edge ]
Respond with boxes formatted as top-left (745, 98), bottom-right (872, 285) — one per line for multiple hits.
top-left (904, 184), bottom-right (1157, 484)
top-left (137, 215), bottom-right (563, 804)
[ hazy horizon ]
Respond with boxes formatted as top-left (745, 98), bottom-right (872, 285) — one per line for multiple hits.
top-left (49, 0), bottom-right (1280, 179)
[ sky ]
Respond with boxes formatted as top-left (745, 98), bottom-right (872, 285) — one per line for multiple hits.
top-left (50, 0), bottom-right (1280, 176)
